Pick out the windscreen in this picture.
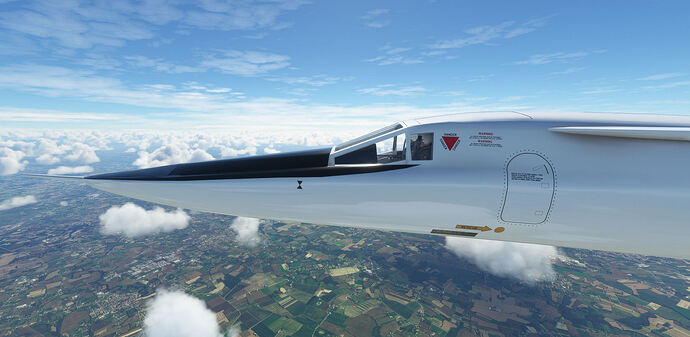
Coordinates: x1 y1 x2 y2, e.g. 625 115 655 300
334 123 403 151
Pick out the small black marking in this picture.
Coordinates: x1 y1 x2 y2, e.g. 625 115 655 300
297 180 303 189
430 229 477 237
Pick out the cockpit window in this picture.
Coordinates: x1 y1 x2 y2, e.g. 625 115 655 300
410 133 433 160
376 133 406 163
334 132 406 165
334 123 403 151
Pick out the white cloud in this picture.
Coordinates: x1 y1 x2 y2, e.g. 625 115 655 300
0 147 28 175
0 64 503 131
580 86 621 95
47 165 93 175
124 55 202 74
134 143 214 168
230 217 261 247
0 106 123 123
550 67 585 75
144 290 223 337
267 74 344 87
0 62 312 120
358 85 427 96
445 237 558 284
36 154 60 165
63 143 100 164
60 201 68 206
201 50 290 76
220 146 257 158
515 51 590 65
226 326 241 337
0 0 305 50
263 146 280 154
183 0 307 31
36 138 62 155
430 17 551 50
362 9 391 28
365 55 423 66
99 203 191 238
500 96 527 102
0 2 155 49
642 81 690 90
0 139 35 155
365 44 423 66
637 73 682 81
33 138 99 165
0 195 37 211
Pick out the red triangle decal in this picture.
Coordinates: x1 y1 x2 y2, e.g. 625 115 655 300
442 136 459 150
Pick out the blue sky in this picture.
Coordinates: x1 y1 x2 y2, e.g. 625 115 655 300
1 0 690 131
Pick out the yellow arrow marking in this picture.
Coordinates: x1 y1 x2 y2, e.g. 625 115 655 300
455 224 492 232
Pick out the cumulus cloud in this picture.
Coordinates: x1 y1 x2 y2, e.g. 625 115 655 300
263 146 280 154
220 146 257 158
133 143 214 168
35 154 60 165
0 147 28 175
0 139 34 155
63 143 100 164
0 195 37 211
47 165 93 175
445 237 558 284
99 203 190 237
144 290 223 337
230 217 261 247
226 326 241 337
36 138 64 156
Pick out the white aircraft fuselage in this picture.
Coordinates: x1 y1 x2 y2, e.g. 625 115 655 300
84 112 690 259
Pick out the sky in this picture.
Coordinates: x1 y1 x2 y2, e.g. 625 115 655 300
1 0 690 132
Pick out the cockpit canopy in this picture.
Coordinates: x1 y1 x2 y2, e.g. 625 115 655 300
329 123 433 165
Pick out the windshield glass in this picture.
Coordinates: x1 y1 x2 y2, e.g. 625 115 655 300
334 123 403 151
334 132 406 165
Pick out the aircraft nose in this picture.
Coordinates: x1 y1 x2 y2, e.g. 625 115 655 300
85 165 177 180
85 147 333 181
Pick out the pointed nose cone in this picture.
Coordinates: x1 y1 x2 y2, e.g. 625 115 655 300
82 147 333 208
85 147 333 181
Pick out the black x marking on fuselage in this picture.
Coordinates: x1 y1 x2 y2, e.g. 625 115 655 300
297 180 303 189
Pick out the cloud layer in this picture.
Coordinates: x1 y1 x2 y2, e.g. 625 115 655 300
144 290 223 337
133 143 214 169
0 195 37 211
0 147 28 175
47 165 93 175
99 203 190 237
0 0 306 50
0 128 353 176
230 217 261 247
445 237 558 284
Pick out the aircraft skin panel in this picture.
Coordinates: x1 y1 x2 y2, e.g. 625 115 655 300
500 153 555 224
76 112 690 259
550 126 690 141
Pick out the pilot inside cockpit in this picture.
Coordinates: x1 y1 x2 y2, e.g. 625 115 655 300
410 133 433 160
